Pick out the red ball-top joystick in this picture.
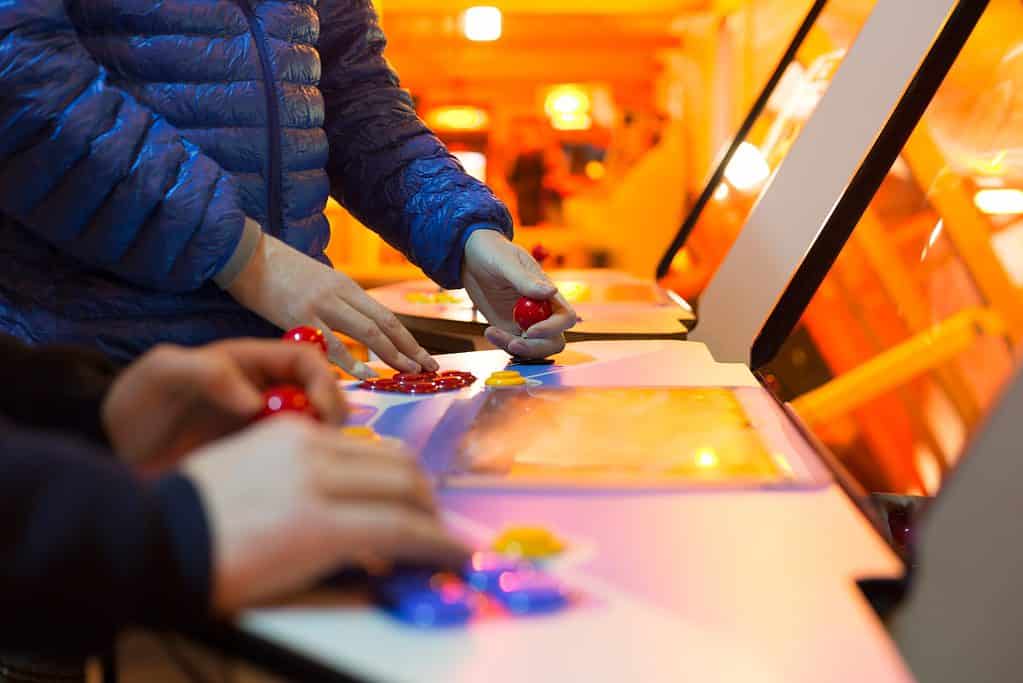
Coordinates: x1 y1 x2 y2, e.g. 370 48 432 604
257 385 320 421
513 297 554 332
283 326 328 354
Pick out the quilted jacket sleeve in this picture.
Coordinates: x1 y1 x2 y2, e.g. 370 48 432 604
0 0 246 292
318 0 514 289
0 426 210 650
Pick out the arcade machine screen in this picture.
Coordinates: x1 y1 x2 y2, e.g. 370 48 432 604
757 0 1023 502
657 0 877 302
424 386 825 490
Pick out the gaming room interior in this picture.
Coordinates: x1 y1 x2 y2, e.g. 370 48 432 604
5 0 1023 681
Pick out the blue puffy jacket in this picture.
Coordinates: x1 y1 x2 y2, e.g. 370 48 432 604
0 0 512 361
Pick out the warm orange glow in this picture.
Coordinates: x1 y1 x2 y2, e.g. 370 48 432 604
426 105 489 132
545 85 592 131
968 150 1008 177
974 188 1023 216
694 448 719 468
550 112 592 131
724 142 770 192
462 6 502 42
554 280 591 303
584 160 606 180
671 249 692 270
452 150 487 182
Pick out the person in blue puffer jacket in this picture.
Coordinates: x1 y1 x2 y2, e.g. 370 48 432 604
0 0 577 378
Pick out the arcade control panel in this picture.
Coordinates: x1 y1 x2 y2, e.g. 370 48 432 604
264 328 577 629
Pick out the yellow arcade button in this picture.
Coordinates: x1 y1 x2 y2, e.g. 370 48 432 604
485 376 527 387
492 526 565 559
489 370 522 379
341 425 381 440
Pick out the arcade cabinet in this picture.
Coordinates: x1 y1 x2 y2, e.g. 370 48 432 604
183 3 1017 681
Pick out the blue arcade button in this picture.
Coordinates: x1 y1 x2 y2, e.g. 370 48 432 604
463 552 531 592
489 568 569 615
374 570 476 627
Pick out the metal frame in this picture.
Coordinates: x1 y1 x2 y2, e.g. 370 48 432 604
691 0 983 365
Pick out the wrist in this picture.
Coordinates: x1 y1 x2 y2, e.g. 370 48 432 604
463 224 509 251
214 217 264 289
221 232 310 332
222 228 271 303
460 225 508 277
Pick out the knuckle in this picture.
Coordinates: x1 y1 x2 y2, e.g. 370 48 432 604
360 324 384 343
295 301 318 320
380 313 402 334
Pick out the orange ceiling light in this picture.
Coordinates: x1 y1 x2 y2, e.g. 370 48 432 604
426 105 490 132
461 6 502 42
544 84 592 131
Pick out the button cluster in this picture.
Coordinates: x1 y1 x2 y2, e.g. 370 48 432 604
358 370 477 394
374 551 570 627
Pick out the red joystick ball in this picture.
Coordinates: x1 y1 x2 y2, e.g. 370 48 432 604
513 296 553 332
258 385 320 421
283 326 327 354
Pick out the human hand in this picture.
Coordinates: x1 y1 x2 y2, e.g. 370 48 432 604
462 230 578 358
182 417 469 613
102 340 346 470
225 233 438 379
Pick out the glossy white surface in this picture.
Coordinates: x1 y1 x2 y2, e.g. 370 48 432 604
240 342 911 683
